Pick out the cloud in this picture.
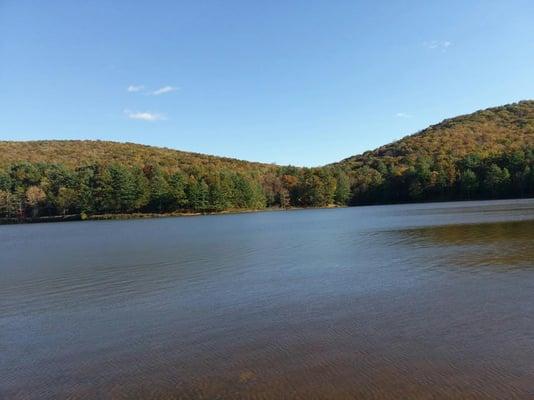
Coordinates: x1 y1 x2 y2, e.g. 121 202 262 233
126 85 178 95
395 112 412 118
127 85 144 92
151 86 177 95
423 40 452 52
124 110 166 121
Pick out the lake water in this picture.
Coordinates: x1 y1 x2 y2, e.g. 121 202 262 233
1 199 534 399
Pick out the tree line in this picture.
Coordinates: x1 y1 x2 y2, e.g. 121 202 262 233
0 162 350 219
0 146 532 220
346 147 534 205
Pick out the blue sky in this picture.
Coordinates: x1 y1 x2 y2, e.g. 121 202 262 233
1 1 533 166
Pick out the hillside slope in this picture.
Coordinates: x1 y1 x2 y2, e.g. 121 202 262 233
334 100 534 204
338 100 533 169
0 140 276 173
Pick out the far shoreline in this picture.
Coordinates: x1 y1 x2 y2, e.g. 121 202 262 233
0 205 345 225
1 197 533 226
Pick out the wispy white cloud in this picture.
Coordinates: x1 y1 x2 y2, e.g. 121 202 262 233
151 86 177 95
423 40 452 52
126 84 178 95
124 109 166 121
127 85 144 92
395 112 412 118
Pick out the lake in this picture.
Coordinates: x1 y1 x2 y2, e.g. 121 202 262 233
1 199 534 399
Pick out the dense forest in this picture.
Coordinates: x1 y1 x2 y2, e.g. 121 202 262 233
0 101 533 221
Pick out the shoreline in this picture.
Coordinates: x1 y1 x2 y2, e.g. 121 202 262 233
0 205 344 225
1 197 532 225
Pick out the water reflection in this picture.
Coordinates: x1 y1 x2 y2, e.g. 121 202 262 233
387 219 534 270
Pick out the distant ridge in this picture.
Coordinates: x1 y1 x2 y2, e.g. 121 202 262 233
0 140 275 171
1 101 532 170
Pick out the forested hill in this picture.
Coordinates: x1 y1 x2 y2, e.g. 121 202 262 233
334 100 534 204
338 100 534 168
0 140 276 172
0 100 533 221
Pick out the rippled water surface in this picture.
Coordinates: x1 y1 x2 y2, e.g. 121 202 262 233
1 199 534 399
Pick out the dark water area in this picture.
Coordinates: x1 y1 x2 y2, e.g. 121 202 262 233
1 199 534 399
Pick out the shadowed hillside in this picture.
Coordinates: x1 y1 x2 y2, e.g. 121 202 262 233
0 101 533 221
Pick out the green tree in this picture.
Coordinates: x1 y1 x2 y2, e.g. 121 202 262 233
483 164 510 197
146 167 171 212
350 166 384 205
168 171 188 209
9 163 42 188
56 187 79 215
458 169 478 199
186 176 209 211
0 170 12 192
334 171 350 205
75 165 98 213
97 164 139 213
